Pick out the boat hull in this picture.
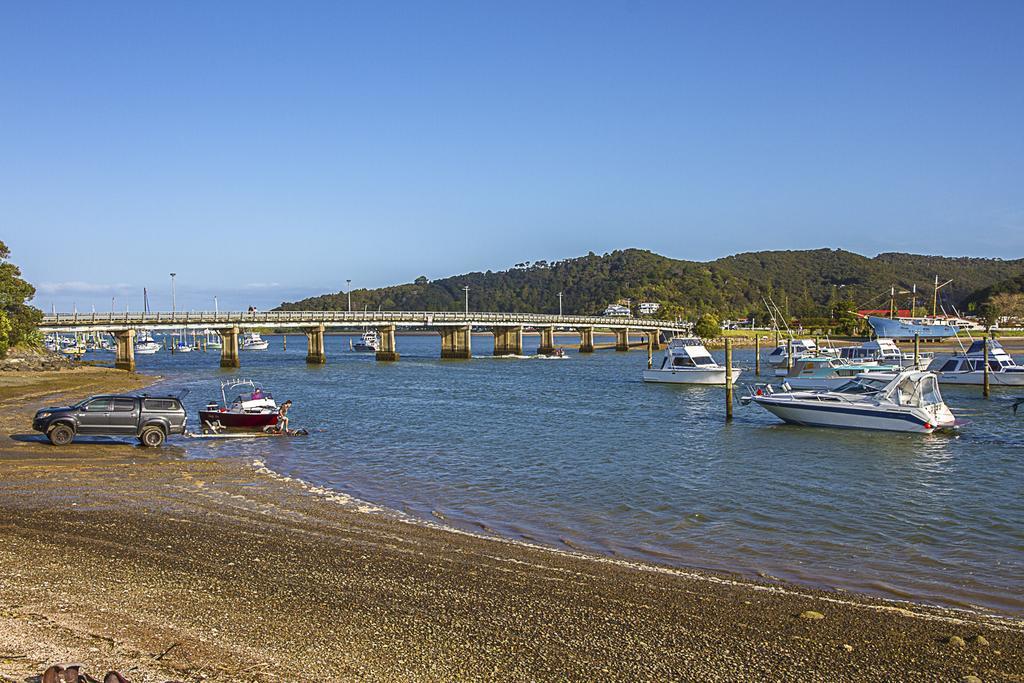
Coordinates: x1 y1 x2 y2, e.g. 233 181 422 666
933 370 1024 386
753 398 939 433
241 342 270 351
198 410 279 429
643 368 743 385
867 316 958 340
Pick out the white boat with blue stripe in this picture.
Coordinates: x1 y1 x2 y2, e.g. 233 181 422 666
643 338 742 385
744 370 955 433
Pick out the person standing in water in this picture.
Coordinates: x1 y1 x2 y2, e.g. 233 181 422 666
277 400 292 433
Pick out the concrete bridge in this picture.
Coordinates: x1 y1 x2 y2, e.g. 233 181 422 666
39 311 687 371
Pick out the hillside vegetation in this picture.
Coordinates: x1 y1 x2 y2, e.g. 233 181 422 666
277 248 1024 320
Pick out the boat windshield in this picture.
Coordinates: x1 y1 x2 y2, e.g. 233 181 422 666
919 376 943 406
833 378 888 395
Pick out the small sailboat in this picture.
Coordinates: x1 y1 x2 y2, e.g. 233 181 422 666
926 339 1024 386
743 370 955 433
135 289 162 354
643 337 742 385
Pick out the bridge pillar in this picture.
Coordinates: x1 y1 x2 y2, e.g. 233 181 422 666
577 327 595 353
615 327 631 352
306 324 327 364
649 328 663 350
376 325 399 361
493 326 523 356
537 326 556 356
220 327 240 368
114 329 135 372
441 326 472 359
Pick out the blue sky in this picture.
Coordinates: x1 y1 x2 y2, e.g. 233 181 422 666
2 1 1022 312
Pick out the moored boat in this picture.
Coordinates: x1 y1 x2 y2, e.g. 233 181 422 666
744 370 955 433
838 337 932 370
643 337 742 385
926 339 1024 386
350 330 380 352
766 338 837 376
240 331 270 351
199 379 279 430
135 330 161 355
783 356 902 391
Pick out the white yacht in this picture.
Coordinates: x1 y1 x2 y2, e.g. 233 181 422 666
926 339 1024 386
240 331 270 351
135 330 161 355
643 338 742 385
350 330 380 352
744 370 955 433
837 338 931 370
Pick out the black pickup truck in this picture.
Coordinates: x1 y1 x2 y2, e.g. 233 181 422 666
32 394 188 447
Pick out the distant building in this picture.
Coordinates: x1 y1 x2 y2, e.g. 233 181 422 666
603 304 631 316
637 302 661 316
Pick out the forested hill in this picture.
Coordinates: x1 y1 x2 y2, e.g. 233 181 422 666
276 249 1024 319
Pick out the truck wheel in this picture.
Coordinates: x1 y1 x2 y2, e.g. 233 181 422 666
139 426 166 448
48 424 74 446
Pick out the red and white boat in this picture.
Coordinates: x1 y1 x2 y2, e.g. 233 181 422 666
199 379 279 430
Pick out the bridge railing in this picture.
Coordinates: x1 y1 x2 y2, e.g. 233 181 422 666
40 310 688 330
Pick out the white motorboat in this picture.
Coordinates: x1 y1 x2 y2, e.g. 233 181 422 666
135 330 161 355
926 339 1024 386
837 338 932 370
744 370 955 433
766 338 838 375
204 329 223 349
240 331 270 351
783 356 903 391
643 338 742 385
350 330 380 352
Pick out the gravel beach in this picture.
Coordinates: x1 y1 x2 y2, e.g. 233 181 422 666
1 368 1021 682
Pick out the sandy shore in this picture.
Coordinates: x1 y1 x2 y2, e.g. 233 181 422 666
1 368 1022 682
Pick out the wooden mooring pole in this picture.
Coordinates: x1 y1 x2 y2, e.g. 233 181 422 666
983 338 990 398
755 335 761 376
283 335 287 351
725 338 734 421
647 334 653 369
914 334 920 369
786 338 793 374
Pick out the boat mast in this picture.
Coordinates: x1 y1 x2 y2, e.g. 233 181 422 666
889 286 896 319
932 276 953 318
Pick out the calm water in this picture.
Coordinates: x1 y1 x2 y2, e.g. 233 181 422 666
94 334 1023 615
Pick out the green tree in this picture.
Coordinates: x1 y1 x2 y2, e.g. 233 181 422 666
695 312 720 340
979 301 1000 329
0 241 42 356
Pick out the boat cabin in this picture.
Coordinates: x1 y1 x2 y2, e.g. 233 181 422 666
660 338 718 368
767 338 819 364
928 340 1019 373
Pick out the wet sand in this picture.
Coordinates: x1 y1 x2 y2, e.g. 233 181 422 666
1 368 1022 682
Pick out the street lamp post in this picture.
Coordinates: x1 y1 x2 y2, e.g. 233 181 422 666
463 286 470 315
346 279 352 312
558 291 563 317
170 273 177 314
